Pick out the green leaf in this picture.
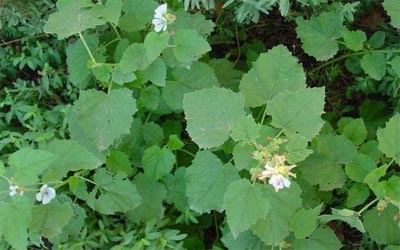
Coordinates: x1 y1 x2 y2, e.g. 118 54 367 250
292 228 342 250
232 143 257 171
389 56 400 77
360 53 386 80
317 134 358 165
209 59 243 91
185 151 240 213
68 89 137 151
239 45 306 107
92 64 112 83
183 87 246 149
341 30 366 51
164 168 189 212
296 12 345 61
29 202 74 238
221 226 264 250
230 116 260 142
44 0 106 39
285 134 314 164
384 176 400 201
142 145 175 181
368 31 386 49
0 197 31 250
106 149 133 175
267 87 325 142
87 169 142 214
42 140 103 181
91 0 122 24
139 85 160 111
129 173 167 223
251 183 302 245
359 140 384 162
173 29 211 64
144 32 169 62
119 0 158 32
364 204 400 245
112 66 136 85
377 113 400 164
142 58 167 86
163 62 219 111
8 148 57 186
346 183 370 208
383 0 400 29
345 153 376 182
299 154 346 191
290 205 323 239
143 122 164 146
319 208 365 233
172 9 215 37
61 202 87 240
167 134 185 150
337 117 367 145
363 164 389 199
120 43 150 73
66 35 98 89
223 179 270 237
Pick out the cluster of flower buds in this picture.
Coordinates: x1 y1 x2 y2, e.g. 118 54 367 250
251 138 296 192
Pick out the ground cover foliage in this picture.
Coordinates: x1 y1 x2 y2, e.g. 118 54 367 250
1 0 400 249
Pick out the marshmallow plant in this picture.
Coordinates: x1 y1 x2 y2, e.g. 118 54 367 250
1 0 400 249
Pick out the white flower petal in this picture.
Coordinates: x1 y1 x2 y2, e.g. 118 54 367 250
283 176 291 188
155 3 167 16
9 185 23 196
36 192 43 202
36 184 56 204
269 174 285 191
42 189 56 205
152 18 167 32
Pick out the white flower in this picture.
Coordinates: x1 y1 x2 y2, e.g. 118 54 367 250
9 185 23 196
152 3 168 32
269 174 291 192
36 184 56 205
258 163 278 180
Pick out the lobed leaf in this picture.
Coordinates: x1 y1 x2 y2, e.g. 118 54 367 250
185 151 240 213
183 87 246 149
223 179 270 237
68 89 137 152
296 12 345 61
44 0 106 39
239 45 306 107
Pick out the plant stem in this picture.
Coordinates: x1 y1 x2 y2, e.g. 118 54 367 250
178 148 196 158
274 129 284 139
111 23 122 40
103 38 120 48
213 211 220 241
78 31 96 63
260 104 268 125
309 49 400 75
387 158 395 167
357 198 379 215
233 24 241 66
107 80 113 94
75 175 109 191
0 175 11 183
